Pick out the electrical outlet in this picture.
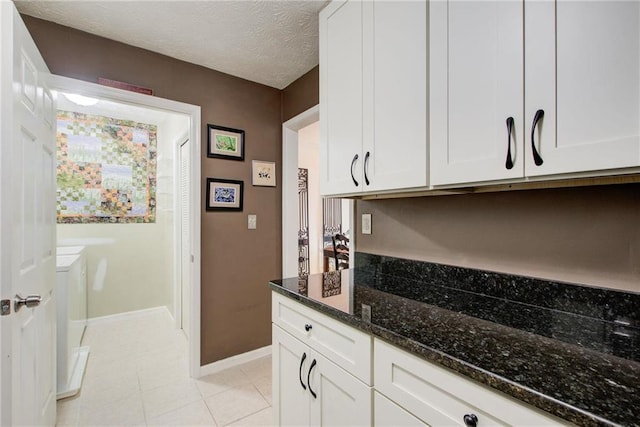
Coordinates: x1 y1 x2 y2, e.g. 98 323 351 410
362 213 372 235
361 304 372 322
248 214 257 229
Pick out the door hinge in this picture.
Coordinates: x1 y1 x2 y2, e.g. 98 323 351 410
1 299 11 316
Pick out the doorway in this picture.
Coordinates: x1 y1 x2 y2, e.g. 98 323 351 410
49 74 202 377
282 106 354 279
297 122 352 275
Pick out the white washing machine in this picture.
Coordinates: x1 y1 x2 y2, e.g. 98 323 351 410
56 247 89 399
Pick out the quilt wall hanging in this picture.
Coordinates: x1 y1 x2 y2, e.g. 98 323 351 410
56 110 157 223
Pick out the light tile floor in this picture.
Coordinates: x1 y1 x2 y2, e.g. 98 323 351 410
56 309 273 426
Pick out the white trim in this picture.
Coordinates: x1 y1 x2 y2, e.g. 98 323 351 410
282 105 320 278
87 306 170 325
198 345 272 377
46 74 202 379
173 133 189 332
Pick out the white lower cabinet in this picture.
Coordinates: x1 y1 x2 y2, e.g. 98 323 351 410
272 291 372 383
374 339 566 426
273 325 372 426
273 325 311 426
272 293 566 426
375 392 426 427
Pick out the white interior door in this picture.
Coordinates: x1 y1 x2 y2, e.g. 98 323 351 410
179 138 190 338
0 2 57 426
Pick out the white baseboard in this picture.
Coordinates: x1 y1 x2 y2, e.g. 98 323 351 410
87 306 171 325
198 345 272 378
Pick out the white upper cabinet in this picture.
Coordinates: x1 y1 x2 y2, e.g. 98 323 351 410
366 1 428 192
525 1 640 177
320 0 363 195
320 0 428 196
430 0 524 186
431 0 640 187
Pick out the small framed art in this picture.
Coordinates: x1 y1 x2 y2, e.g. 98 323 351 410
205 178 244 211
252 160 276 187
207 124 244 161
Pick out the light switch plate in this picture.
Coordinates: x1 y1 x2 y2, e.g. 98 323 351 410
362 213 372 235
248 214 257 230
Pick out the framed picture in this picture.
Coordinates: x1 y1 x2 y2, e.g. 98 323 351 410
252 160 276 187
207 124 244 160
206 178 243 211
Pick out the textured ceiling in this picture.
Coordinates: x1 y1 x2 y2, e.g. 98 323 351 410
15 0 329 89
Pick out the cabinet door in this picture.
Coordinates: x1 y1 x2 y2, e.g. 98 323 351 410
525 1 640 176
374 392 426 427
365 1 428 192
320 0 364 196
309 350 372 426
430 0 524 186
273 325 311 426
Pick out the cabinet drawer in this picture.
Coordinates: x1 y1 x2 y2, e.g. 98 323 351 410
374 339 566 426
375 391 426 427
272 292 372 384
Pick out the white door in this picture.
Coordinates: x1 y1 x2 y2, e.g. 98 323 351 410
179 138 190 338
525 0 640 176
365 0 428 192
0 2 57 426
430 0 524 186
320 0 363 196
272 325 311 426
309 350 372 426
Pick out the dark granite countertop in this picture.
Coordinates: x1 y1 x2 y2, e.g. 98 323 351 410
269 253 640 427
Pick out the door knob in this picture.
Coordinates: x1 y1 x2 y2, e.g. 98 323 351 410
14 294 42 312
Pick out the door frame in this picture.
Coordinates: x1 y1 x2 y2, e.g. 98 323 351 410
174 133 189 336
46 75 203 378
282 105 354 278
283 106 319 278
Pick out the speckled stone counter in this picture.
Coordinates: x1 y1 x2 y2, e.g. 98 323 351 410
269 253 640 427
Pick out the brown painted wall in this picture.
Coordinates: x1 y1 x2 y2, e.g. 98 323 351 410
281 65 319 122
22 16 282 364
357 184 640 293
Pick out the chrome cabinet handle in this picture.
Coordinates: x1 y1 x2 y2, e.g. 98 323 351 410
350 154 359 187
505 117 514 170
14 294 41 312
530 109 544 166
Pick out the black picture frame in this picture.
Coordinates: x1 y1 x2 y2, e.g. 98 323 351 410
207 124 245 161
205 178 244 211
